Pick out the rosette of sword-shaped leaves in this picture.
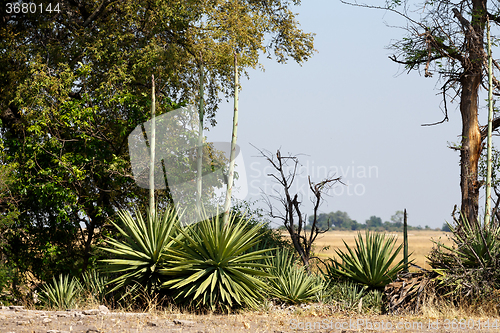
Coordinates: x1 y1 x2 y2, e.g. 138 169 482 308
159 212 273 311
265 249 325 304
99 206 179 296
40 274 81 310
330 230 410 288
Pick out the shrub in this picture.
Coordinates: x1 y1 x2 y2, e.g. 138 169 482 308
330 281 366 311
99 205 179 297
322 280 383 313
428 215 500 300
40 274 80 310
0 264 13 304
325 230 409 288
80 269 108 306
159 211 273 311
265 248 324 304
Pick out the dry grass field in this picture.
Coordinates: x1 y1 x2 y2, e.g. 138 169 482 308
309 230 454 270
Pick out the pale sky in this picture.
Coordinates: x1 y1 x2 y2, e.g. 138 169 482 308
204 0 496 229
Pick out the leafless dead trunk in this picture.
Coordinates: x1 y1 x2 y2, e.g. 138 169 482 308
256 147 342 272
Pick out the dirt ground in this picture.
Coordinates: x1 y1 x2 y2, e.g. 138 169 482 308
2 305 500 333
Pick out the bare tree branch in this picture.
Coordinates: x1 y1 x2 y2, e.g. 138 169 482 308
255 146 343 272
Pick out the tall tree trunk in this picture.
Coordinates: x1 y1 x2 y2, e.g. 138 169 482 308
485 16 494 226
459 0 486 225
460 73 481 225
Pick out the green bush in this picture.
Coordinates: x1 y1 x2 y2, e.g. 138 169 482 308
99 205 179 297
265 248 324 304
0 264 14 304
40 274 80 310
323 280 383 313
80 269 108 305
428 215 500 299
330 281 366 311
159 211 273 311
325 230 409 288
361 288 384 313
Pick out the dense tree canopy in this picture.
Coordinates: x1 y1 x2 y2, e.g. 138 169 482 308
0 0 315 289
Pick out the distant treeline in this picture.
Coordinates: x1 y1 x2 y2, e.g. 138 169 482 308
305 210 445 232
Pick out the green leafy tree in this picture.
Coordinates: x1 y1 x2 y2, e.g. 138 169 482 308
0 0 315 289
390 211 404 228
0 165 19 301
307 211 362 230
365 216 383 230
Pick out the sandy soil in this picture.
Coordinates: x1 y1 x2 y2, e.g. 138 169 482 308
2 305 500 333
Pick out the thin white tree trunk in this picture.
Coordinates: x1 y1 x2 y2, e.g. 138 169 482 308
223 52 239 223
196 62 205 220
485 17 493 226
149 75 156 219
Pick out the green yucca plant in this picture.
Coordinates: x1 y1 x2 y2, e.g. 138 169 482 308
328 230 410 288
332 281 367 311
431 214 500 269
99 205 179 296
40 274 80 310
159 211 273 311
428 214 500 298
265 249 324 304
81 269 108 305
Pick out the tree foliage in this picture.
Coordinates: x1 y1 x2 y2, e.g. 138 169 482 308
307 210 423 231
0 0 315 291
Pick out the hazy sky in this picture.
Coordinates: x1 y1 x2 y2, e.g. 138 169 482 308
204 0 495 229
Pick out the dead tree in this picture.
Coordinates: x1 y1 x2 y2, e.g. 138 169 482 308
257 147 342 272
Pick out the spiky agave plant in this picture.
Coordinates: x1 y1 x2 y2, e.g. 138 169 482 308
431 214 500 269
265 249 324 304
99 205 179 297
428 214 500 298
159 211 273 311
330 230 410 288
40 274 81 310
81 269 108 305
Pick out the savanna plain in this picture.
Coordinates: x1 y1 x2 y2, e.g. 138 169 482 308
313 230 453 270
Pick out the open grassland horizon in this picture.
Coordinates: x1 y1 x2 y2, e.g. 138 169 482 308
281 230 453 270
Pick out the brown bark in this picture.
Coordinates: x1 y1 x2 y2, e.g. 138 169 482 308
460 73 482 224
459 0 486 224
